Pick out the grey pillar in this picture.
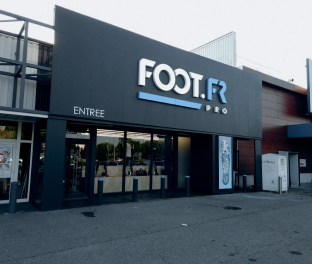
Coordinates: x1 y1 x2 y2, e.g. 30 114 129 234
254 140 262 192
97 178 104 205
160 176 165 199
133 177 138 202
9 182 18 214
185 176 190 197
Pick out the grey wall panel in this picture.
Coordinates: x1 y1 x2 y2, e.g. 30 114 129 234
51 6 262 139
50 32 92 115
90 43 125 122
248 89 262 138
233 84 249 136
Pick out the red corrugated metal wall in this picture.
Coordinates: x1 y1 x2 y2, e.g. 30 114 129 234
238 82 312 175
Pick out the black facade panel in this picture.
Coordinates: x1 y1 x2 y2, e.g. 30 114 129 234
50 32 93 115
51 6 262 139
190 134 214 193
41 118 67 210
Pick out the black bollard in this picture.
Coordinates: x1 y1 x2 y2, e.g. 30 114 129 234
243 175 247 192
9 182 18 214
185 176 190 197
97 178 104 205
160 176 166 199
133 177 138 202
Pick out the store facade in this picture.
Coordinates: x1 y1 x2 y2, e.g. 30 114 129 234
0 7 263 211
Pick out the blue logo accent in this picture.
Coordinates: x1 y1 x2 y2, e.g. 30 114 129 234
138 92 202 109
206 78 227 104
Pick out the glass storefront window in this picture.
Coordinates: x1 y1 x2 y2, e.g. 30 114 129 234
125 132 151 191
0 178 10 200
0 121 34 203
21 122 33 140
0 121 18 139
66 131 90 139
36 143 45 198
152 135 168 190
94 129 124 193
17 143 31 199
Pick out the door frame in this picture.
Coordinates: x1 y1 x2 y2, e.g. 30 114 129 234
64 138 91 199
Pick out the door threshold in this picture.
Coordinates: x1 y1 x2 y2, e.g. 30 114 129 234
63 194 89 201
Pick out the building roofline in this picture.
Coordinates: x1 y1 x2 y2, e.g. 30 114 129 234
241 66 307 95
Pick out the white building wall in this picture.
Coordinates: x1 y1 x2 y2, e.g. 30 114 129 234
191 32 236 67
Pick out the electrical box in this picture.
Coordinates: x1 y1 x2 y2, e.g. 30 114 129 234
262 154 288 192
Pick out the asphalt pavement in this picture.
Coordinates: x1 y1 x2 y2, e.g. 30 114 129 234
1 189 312 264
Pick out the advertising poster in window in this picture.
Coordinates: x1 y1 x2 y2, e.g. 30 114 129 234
0 143 13 178
219 136 232 189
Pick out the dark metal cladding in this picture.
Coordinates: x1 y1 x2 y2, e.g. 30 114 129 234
51 6 262 139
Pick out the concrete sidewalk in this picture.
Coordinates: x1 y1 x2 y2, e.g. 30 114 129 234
288 182 312 197
1 191 312 264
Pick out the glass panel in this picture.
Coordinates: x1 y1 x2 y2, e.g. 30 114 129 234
95 130 124 194
125 132 151 191
0 121 18 139
0 75 19 108
21 122 32 140
0 31 23 62
152 135 169 190
66 130 90 139
65 143 88 198
0 143 14 178
17 143 31 199
0 178 10 200
36 142 45 199
39 128 46 138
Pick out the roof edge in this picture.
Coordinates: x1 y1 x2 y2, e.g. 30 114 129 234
242 66 307 95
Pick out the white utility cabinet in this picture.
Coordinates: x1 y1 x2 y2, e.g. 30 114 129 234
262 154 288 192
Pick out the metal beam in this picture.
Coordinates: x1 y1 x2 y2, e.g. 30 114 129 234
0 70 51 83
0 9 54 29
25 73 51 77
0 70 15 77
12 32 22 108
0 56 21 65
19 21 29 109
26 63 52 71
0 29 53 46
15 65 22 76
0 57 52 71
18 22 25 36
0 63 15 66
0 19 22 23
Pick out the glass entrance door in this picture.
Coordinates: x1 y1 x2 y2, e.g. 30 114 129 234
64 139 90 200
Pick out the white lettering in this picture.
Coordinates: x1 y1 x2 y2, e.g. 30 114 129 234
138 58 156 86
74 106 105 118
153 64 176 91
173 68 191 95
74 106 79 115
79 107 85 115
189 72 203 98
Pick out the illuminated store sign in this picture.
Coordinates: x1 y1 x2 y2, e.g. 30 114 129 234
138 58 227 113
